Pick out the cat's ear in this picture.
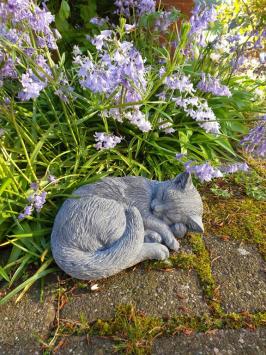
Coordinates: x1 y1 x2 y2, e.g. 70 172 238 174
187 215 204 233
174 172 193 190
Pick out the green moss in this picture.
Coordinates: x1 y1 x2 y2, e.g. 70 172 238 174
44 303 266 354
91 304 163 354
149 251 195 271
188 234 223 315
205 198 266 259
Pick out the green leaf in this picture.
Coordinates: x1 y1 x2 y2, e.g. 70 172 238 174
79 1 97 23
0 266 10 282
59 0 70 19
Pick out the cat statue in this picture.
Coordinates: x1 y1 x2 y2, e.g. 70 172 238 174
51 172 203 280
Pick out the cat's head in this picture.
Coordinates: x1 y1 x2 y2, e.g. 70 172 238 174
151 172 204 233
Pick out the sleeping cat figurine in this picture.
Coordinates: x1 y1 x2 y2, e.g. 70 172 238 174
51 172 203 280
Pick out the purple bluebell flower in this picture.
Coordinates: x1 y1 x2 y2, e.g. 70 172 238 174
90 17 107 26
185 162 223 182
18 204 33 220
48 175 57 184
114 0 156 18
54 86 74 102
30 182 39 191
124 24 136 32
33 191 47 212
164 73 195 94
76 38 147 103
154 11 176 32
240 116 266 157
189 3 217 44
18 69 47 101
173 96 220 134
1 0 58 50
197 73 232 97
103 109 124 122
156 91 166 101
0 56 17 82
231 55 245 70
91 30 113 50
18 182 48 219
4 97 11 104
158 118 175 134
125 109 152 132
175 153 186 160
220 162 249 174
94 132 122 150
18 55 51 100
159 67 166 78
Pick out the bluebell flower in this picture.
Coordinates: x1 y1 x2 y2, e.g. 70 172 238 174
33 191 47 212
164 73 195 94
48 175 57 184
114 0 156 18
90 17 107 26
30 182 39 191
185 162 223 182
189 2 217 45
197 73 232 97
175 153 186 160
125 109 152 132
18 69 47 101
0 56 17 81
154 11 176 32
1 0 58 50
240 116 266 157
18 205 33 220
173 97 220 134
94 132 122 150
75 36 147 104
220 163 249 174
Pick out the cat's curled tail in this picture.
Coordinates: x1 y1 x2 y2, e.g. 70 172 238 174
51 201 144 280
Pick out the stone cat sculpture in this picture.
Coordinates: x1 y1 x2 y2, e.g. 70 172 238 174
51 172 203 280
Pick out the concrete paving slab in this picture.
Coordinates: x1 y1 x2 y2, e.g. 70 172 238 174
152 328 266 355
204 236 266 313
56 336 115 355
62 266 209 323
0 285 55 353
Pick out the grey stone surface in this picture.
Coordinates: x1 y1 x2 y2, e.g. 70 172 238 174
62 265 209 322
56 336 115 355
204 236 266 313
152 328 266 355
0 285 55 353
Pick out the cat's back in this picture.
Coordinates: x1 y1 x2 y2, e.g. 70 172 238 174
51 193 127 252
73 176 153 204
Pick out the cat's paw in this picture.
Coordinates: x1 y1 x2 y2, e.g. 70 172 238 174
144 230 162 243
168 238 180 252
153 243 170 260
171 223 187 238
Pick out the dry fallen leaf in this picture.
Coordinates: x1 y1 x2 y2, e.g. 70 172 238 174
220 235 230 241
